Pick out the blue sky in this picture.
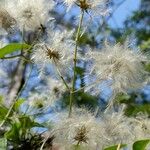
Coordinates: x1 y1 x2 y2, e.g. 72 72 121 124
109 0 141 28
56 0 141 29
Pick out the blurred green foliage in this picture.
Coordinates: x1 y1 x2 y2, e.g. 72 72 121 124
110 0 150 116
62 90 98 110
0 96 53 149
116 92 150 116
133 139 150 150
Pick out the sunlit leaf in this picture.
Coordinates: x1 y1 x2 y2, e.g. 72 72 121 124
19 116 44 129
0 95 3 103
104 144 127 150
0 138 7 150
14 98 25 110
133 139 150 150
0 43 30 58
5 122 21 141
0 106 9 121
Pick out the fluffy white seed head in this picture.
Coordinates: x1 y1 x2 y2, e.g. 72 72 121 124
98 110 136 149
49 107 148 149
27 93 48 109
32 29 75 76
46 77 66 99
86 42 148 95
0 7 16 34
131 114 150 139
52 108 101 149
64 0 109 16
27 77 65 109
4 0 54 31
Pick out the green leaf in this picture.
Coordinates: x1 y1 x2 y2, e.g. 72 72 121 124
14 98 25 110
104 144 127 150
19 116 44 129
133 139 150 150
0 138 7 150
5 116 44 141
145 63 150 72
0 105 9 121
0 95 3 103
5 122 21 141
124 104 150 116
0 43 30 58
75 67 85 75
115 93 131 103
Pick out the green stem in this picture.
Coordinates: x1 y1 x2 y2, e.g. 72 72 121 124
117 143 121 150
0 64 33 128
1 54 31 62
55 64 70 91
1 54 22 59
69 10 84 117
74 145 80 150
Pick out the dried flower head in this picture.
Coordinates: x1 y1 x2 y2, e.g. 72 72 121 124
27 77 65 109
45 45 62 63
32 30 75 76
46 77 66 99
27 93 49 109
86 42 148 96
133 114 150 138
4 0 54 31
0 7 16 33
74 125 89 144
52 108 101 150
64 0 109 17
98 109 135 149
77 0 92 10
50 107 145 150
